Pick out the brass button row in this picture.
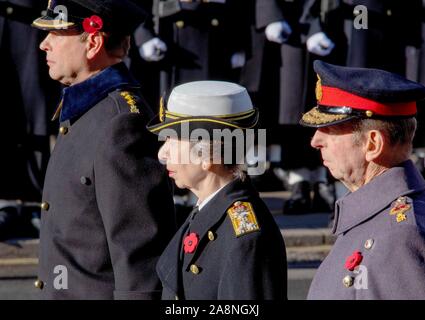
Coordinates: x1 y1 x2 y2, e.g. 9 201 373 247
176 19 220 29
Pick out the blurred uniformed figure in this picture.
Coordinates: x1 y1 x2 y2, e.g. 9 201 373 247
302 61 425 299
135 0 248 93
0 0 61 235
279 0 340 215
31 0 176 299
344 0 422 75
246 0 345 213
133 0 250 220
147 81 287 300
238 0 287 192
406 0 425 176
126 0 161 108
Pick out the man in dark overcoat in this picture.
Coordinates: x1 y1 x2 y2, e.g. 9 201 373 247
31 0 176 299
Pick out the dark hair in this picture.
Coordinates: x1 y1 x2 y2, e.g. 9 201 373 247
80 32 130 58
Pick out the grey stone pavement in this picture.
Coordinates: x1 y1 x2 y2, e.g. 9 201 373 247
0 191 332 300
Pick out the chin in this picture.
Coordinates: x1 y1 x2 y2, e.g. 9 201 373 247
49 69 61 81
174 180 185 190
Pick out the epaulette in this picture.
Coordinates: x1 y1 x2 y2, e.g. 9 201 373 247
389 196 413 224
119 91 141 114
227 201 260 237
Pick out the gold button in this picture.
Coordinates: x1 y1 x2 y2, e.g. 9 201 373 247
364 239 374 250
190 264 200 275
365 110 373 117
343 275 354 288
176 20 185 28
6 7 14 15
211 19 219 27
387 9 392 16
59 126 68 135
41 202 50 211
208 231 215 241
34 280 44 290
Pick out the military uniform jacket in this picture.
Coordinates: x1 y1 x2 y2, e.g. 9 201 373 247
157 178 287 300
134 0 249 89
345 0 423 75
308 160 425 300
38 63 176 300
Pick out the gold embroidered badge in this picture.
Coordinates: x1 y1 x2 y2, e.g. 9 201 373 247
396 213 407 223
315 75 323 102
120 91 140 114
159 96 166 123
227 201 260 237
390 197 410 223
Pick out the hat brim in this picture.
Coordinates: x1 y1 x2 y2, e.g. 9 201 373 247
32 16 76 30
300 106 356 128
147 111 260 137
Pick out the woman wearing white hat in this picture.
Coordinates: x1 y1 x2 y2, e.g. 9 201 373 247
147 81 287 300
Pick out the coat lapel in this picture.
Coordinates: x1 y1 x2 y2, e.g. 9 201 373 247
181 178 257 272
333 160 425 235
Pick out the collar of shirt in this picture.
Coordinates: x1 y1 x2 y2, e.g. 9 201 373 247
332 160 425 235
196 181 234 211
58 62 139 123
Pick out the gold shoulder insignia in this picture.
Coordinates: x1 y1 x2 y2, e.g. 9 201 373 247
120 91 140 114
389 196 411 223
227 201 260 237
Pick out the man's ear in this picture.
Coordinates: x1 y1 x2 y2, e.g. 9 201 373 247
364 130 385 162
85 33 104 60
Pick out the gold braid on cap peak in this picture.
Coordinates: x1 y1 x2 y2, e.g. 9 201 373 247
301 107 348 125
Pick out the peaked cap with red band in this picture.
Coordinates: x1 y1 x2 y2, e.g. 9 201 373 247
300 61 425 128
32 0 146 35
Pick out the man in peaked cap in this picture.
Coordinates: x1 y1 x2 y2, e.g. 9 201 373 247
302 60 425 299
147 81 287 300
31 0 176 299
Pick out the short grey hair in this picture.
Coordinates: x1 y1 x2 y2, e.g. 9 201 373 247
352 117 417 147
190 140 247 181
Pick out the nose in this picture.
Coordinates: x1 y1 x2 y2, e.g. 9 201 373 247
311 129 324 149
39 33 51 52
158 141 169 165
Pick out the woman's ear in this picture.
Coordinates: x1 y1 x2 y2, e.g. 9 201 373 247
201 160 212 171
86 33 104 60
364 130 385 162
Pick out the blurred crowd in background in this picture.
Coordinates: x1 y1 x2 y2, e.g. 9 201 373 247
1 0 425 240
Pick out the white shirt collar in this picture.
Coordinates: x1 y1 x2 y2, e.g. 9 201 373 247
196 181 232 211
